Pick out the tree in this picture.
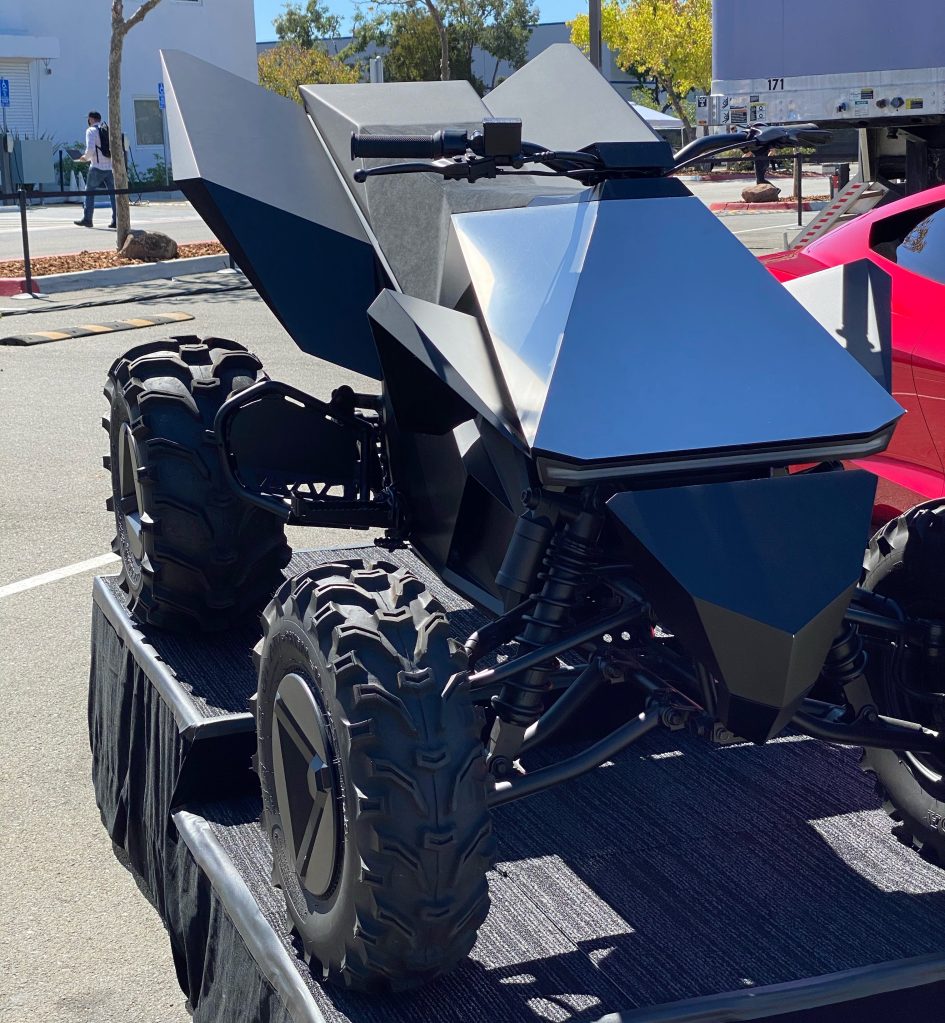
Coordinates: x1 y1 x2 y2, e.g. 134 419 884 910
258 44 360 103
351 0 538 92
274 0 342 48
570 0 711 140
110 0 165 249
480 0 538 90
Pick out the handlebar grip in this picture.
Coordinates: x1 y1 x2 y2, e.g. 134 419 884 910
350 128 470 160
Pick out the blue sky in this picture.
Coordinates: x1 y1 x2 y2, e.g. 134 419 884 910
254 0 585 40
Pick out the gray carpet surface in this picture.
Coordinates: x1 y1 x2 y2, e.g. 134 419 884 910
102 546 494 718
197 727 945 1023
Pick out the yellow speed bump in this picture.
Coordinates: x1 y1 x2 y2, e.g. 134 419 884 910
0 311 194 347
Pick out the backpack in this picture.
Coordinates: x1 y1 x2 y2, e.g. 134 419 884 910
96 123 111 159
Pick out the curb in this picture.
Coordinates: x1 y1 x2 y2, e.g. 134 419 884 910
710 200 817 212
0 277 40 297
0 253 230 297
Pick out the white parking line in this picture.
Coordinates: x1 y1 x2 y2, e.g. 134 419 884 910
0 553 119 599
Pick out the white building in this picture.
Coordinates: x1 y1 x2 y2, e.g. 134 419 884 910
0 0 256 182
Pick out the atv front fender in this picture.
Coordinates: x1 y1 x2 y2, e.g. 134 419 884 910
606 470 877 742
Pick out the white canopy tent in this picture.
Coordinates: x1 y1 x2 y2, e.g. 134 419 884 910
630 102 684 130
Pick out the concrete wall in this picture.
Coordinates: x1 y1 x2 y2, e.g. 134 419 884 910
0 0 256 177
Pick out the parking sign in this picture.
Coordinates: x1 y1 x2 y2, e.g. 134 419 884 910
0 79 9 108
158 82 165 110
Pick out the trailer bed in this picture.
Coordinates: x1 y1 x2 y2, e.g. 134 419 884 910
88 548 945 1022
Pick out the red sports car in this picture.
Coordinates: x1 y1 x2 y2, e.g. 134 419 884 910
762 186 945 528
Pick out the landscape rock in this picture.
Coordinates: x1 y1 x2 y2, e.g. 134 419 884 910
120 230 179 262
741 182 781 203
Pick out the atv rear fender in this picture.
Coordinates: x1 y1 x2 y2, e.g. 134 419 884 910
606 469 877 742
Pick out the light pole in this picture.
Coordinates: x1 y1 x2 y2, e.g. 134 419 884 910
589 0 602 72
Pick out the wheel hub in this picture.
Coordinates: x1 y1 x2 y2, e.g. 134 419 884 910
115 423 145 580
270 672 340 898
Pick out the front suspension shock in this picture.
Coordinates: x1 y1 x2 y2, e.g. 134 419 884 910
488 505 602 773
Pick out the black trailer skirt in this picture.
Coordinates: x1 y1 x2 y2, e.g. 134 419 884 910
88 549 945 1022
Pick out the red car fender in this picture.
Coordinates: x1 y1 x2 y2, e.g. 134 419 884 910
762 188 945 525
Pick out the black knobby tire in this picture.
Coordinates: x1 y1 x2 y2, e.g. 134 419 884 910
255 559 495 991
104 336 290 631
854 499 945 861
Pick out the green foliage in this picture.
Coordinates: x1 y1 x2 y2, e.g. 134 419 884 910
570 0 711 134
258 42 359 103
480 0 538 89
378 6 478 90
129 152 172 186
628 85 660 110
351 0 538 93
273 0 342 47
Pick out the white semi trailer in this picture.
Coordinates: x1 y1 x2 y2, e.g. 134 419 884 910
708 0 945 194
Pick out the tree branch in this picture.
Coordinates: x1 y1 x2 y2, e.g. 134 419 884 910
421 0 450 80
122 0 165 35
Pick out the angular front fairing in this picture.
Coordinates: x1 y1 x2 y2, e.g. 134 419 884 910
449 196 903 478
607 470 877 742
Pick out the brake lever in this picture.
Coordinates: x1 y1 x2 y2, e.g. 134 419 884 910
353 157 500 184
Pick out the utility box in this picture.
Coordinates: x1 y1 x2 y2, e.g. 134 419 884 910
13 138 57 186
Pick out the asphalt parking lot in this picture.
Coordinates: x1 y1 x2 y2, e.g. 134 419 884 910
0 202 823 1021
0 277 380 1023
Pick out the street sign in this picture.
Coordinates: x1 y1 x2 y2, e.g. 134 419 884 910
0 80 9 108
157 82 165 110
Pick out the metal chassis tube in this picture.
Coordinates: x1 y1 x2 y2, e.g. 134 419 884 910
488 706 661 807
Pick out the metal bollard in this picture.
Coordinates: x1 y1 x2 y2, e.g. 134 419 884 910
794 151 803 227
18 188 33 296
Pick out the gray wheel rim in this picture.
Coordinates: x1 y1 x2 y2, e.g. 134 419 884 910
271 672 339 898
116 423 145 575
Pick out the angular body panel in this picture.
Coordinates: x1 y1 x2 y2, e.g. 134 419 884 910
450 196 902 477
161 50 384 378
607 470 878 741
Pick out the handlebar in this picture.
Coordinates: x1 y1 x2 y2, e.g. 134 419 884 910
672 123 830 172
349 120 831 184
350 128 470 160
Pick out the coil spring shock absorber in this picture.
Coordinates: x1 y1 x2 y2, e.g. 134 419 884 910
488 503 603 776
818 621 871 712
820 621 868 696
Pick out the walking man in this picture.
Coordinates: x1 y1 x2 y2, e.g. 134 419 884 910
74 111 116 229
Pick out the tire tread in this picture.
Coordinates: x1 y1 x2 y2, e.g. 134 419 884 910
258 559 494 991
105 336 290 631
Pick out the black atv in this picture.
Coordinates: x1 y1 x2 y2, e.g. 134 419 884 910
102 44 944 992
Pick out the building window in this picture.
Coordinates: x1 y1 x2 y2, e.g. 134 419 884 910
134 98 164 146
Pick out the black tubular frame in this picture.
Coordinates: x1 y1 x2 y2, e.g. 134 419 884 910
488 707 661 807
213 379 392 528
520 661 606 754
793 705 945 755
479 575 945 808
466 599 641 693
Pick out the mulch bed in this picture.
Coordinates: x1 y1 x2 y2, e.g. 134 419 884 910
0 241 225 279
